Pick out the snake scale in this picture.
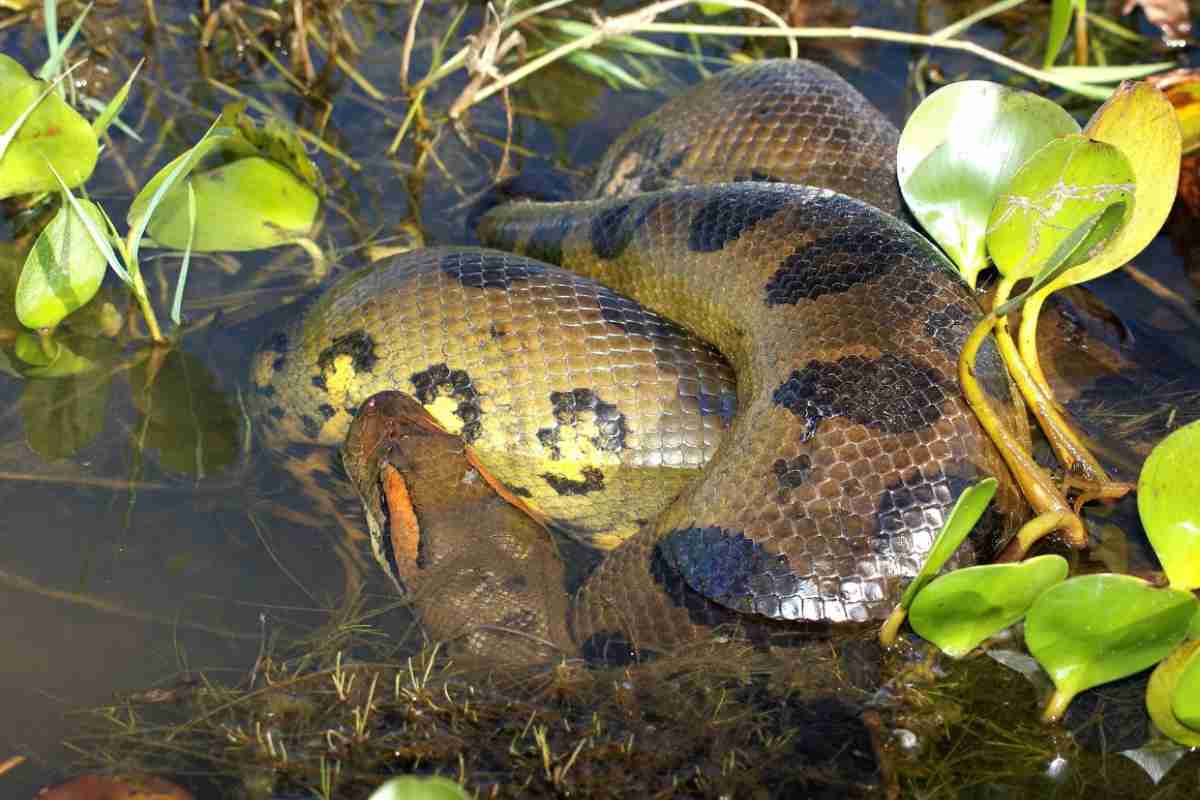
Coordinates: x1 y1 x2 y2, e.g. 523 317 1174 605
251 59 1027 659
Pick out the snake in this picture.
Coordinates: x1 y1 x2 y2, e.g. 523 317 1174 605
250 59 1028 658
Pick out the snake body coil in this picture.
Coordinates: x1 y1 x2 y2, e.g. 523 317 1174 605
253 60 1025 654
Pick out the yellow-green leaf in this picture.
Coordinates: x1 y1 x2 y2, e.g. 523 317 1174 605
1033 81 1181 297
0 54 98 198
1146 639 1200 746
1137 419 1200 590
987 134 1135 281
146 157 319 252
16 197 108 329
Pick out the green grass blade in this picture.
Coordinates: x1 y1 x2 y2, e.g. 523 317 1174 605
126 121 219 267
44 164 130 283
91 59 143 139
171 182 196 326
38 2 93 81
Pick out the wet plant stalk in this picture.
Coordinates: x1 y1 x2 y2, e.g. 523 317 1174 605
993 276 1118 486
958 312 1085 557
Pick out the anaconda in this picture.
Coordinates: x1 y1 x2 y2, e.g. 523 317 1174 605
251 59 1027 648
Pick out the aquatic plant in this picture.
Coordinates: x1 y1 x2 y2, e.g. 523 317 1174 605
884 420 1200 747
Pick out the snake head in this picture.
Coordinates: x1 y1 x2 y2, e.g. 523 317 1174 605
341 391 447 596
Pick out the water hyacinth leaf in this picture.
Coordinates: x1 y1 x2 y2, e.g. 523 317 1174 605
1026 574 1198 721
986 134 1135 282
1174 640 1200 731
1146 639 1200 746
127 129 251 236
16 197 108 329
897 81 1080 287
878 478 997 645
0 54 98 198
1032 81 1181 297
1137 420 1200 590
14 331 106 377
1161 78 1200 155
367 776 469 800
231 106 325 197
909 555 1068 658
146 157 319 251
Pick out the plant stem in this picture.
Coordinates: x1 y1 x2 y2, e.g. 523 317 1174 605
879 605 908 647
1041 688 1074 722
632 22 1136 99
129 269 166 344
994 277 1117 485
958 311 1085 552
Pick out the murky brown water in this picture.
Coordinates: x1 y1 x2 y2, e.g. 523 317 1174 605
2 0 1200 796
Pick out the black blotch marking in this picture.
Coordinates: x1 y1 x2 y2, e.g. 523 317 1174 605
764 228 915 305
772 354 949 441
268 406 286 420
731 169 785 183
579 631 657 667
501 575 529 592
658 526 810 619
442 247 550 288
317 403 337 421
255 384 276 398
317 330 378 376
925 302 1010 402
311 375 327 392
687 186 792 253
541 467 605 496
300 414 321 440
265 331 288 372
410 363 484 443
488 323 508 339
344 404 359 418
872 469 999 562
310 466 342 497
535 388 628 460
508 484 533 498
589 197 662 261
772 455 812 497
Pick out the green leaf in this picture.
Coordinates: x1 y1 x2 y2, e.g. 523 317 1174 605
146 156 319 251
1031 81 1181 298
986 134 1135 282
16 196 108 329
1026 574 1198 721
1137 420 1200 590
909 555 1068 658
0 54 98 198
897 478 998 609
897 81 1080 287
1146 639 1200 746
1043 0 1075 68
1174 640 1200 731
126 127 246 254
13 331 105 377
229 104 325 197
880 478 998 645
91 59 142 139
366 777 469 800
